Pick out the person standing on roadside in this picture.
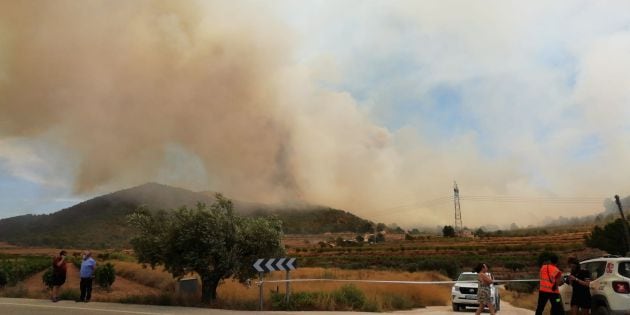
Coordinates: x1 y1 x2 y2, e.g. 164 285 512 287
535 254 564 315
567 257 591 315
51 250 67 302
78 250 96 302
474 263 497 315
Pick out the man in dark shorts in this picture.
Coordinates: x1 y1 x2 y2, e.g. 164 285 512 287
568 257 591 315
51 250 67 302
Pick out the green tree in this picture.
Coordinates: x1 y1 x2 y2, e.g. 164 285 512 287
95 262 116 290
375 232 386 243
128 194 284 303
376 223 386 232
474 228 486 237
442 225 455 237
585 219 630 256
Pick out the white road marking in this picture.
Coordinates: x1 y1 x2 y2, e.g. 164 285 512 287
0 301 172 315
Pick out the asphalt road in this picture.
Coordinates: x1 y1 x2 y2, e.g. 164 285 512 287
0 297 533 315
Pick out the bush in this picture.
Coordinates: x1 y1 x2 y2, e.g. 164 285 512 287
0 270 7 287
1 285 28 298
333 284 366 310
382 293 414 310
95 262 116 289
59 288 80 300
270 285 368 311
42 267 54 289
271 291 318 310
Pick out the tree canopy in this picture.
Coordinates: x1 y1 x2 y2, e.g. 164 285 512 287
128 194 285 303
442 225 455 237
585 219 630 256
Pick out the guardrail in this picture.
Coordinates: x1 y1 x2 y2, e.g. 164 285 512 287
259 278 538 285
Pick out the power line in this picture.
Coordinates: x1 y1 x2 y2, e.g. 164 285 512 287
365 194 608 219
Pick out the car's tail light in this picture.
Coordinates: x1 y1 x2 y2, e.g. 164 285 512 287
612 281 630 294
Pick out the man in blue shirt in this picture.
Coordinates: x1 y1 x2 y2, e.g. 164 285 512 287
78 251 96 302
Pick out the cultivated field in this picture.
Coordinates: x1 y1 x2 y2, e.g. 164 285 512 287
0 227 604 312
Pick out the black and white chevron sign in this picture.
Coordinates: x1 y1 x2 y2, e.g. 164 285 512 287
253 257 297 272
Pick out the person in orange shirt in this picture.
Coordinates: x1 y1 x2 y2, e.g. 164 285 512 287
535 253 564 315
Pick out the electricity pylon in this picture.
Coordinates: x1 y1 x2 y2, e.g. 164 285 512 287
454 181 463 236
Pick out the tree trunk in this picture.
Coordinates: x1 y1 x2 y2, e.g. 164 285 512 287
200 273 220 303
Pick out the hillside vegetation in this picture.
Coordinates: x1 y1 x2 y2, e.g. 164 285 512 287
0 183 372 248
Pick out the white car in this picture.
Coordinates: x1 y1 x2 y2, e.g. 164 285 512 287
559 256 630 315
451 272 500 312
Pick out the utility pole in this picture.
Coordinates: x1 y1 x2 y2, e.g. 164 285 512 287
454 182 463 236
614 195 630 256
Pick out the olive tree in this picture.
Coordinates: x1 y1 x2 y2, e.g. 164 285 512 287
128 194 284 303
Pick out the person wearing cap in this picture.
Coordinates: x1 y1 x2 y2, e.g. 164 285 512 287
51 250 67 302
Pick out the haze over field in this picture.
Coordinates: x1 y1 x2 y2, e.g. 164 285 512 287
1 0 629 227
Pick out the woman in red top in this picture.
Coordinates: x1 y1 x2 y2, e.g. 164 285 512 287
51 250 67 302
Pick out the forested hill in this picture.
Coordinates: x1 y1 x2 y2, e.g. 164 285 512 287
0 183 373 248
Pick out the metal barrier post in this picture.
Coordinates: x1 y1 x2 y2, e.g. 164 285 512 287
285 270 291 303
258 272 263 311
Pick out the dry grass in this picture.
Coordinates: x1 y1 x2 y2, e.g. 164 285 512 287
112 261 176 291
217 267 451 310
106 263 452 309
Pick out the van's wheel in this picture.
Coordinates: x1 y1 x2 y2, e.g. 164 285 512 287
593 305 610 315
452 303 459 312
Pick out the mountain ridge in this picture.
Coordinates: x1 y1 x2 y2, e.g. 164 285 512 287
0 183 373 248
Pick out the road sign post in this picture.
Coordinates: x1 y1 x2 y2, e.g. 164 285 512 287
285 270 290 303
258 272 263 311
253 257 297 310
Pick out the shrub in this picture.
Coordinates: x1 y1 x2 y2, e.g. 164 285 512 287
382 293 414 310
59 288 80 300
42 267 54 289
1 285 28 298
95 263 116 289
271 291 318 310
333 284 366 310
0 270 7 287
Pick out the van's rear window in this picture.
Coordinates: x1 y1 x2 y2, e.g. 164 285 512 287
619 262 630 278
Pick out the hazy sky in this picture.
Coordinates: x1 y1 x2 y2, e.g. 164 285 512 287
1 0 629 228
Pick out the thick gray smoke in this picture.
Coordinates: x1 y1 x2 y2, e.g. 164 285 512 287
0 1 299 200
2 1 625 227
